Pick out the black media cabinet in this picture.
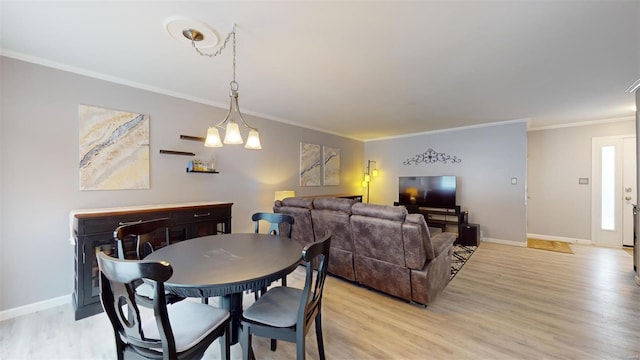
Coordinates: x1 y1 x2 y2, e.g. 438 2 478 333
394 203 477 244
395 203 464 231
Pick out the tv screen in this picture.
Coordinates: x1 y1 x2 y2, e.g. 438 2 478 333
398 176 457 209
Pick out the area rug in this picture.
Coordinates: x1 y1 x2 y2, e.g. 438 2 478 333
527 238 574 254
451 244 478 279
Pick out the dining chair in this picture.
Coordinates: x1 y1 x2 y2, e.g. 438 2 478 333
114 218 175 260
251 212 296 350
96 252 231 360
113 218 184 306
252 212 295 288
240 233 331 360
252 212 294 238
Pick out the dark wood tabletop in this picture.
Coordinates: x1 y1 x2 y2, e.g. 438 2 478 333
145 233 303 345
145 233 303 297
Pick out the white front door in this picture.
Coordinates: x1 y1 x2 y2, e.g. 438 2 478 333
592 135 636 247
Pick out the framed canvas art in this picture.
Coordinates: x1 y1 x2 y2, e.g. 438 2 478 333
300 143 321 186
79 105 150 190
323 146 340 185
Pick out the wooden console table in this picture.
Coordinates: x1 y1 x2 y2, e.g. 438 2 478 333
302 194 363 202
70 201 233 320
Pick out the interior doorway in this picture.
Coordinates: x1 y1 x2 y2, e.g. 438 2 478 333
591 135 636 247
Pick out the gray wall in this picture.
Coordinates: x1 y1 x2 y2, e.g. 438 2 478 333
364 121 528 244
527 119 635 240
0 57 363 311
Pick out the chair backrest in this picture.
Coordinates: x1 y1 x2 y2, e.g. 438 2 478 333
298 233 331 334
273 197 315 247
114 218 175 260
252 212 294 238
96 252 176 357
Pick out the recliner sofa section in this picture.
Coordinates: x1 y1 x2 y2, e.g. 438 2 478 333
274 197 456 305
310 197 357 281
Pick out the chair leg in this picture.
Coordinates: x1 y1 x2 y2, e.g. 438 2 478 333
270 338 277 351
240 324 252 360
296 329 306 360
115 335 126 360
220 322 230 360
315 312 325 360
281 276 287 287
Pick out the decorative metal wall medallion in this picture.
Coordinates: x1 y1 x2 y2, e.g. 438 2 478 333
403 148 462 165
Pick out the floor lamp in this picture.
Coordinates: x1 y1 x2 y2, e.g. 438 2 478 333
362 160 379 203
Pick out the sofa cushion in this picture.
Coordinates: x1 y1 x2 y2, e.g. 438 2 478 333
278 197 314 209
311 198 356 280
351 202 407 221
311 200 355 252
351 215 406 267
312 197 355 213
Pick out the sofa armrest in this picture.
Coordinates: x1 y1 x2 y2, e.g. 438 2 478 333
431 232 456 257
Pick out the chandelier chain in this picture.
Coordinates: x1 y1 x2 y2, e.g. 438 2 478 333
190 25 239 91
190 25 236 61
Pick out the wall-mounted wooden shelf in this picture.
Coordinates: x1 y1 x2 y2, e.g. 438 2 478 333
180 135 205 143
186 169 219 174
160 150 196 156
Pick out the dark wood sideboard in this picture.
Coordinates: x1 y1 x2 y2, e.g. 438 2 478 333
71 201 233 320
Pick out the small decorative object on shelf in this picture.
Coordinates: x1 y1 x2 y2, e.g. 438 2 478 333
187 159 218 173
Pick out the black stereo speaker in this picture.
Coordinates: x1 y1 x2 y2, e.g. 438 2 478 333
459 223 480 246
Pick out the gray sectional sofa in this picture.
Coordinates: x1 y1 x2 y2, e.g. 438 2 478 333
273 197 457 305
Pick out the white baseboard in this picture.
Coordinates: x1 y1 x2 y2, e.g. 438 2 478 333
0 294 71 322
481 237 527 247
527 233 592 245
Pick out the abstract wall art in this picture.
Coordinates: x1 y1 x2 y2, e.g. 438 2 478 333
300 142 321 186
323 146 340 185
79 104 150 190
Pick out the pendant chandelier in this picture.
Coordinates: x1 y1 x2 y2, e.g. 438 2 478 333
183 24 261 150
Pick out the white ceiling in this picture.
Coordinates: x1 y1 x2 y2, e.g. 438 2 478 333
1 1 639 141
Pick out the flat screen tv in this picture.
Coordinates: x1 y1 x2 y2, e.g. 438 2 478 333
398 176 457 209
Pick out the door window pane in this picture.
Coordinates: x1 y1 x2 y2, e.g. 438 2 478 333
601 146 615 230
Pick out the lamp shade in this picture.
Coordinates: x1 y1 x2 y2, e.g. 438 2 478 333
275 190 296 201
245 129 262 149
204 127 223 147
223 122 243 144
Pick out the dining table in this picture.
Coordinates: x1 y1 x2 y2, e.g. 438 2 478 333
144 233 303 345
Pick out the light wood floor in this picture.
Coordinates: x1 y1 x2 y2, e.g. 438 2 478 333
1 242 639 359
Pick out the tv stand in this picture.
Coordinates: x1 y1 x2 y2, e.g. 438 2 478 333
394 203 465 232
